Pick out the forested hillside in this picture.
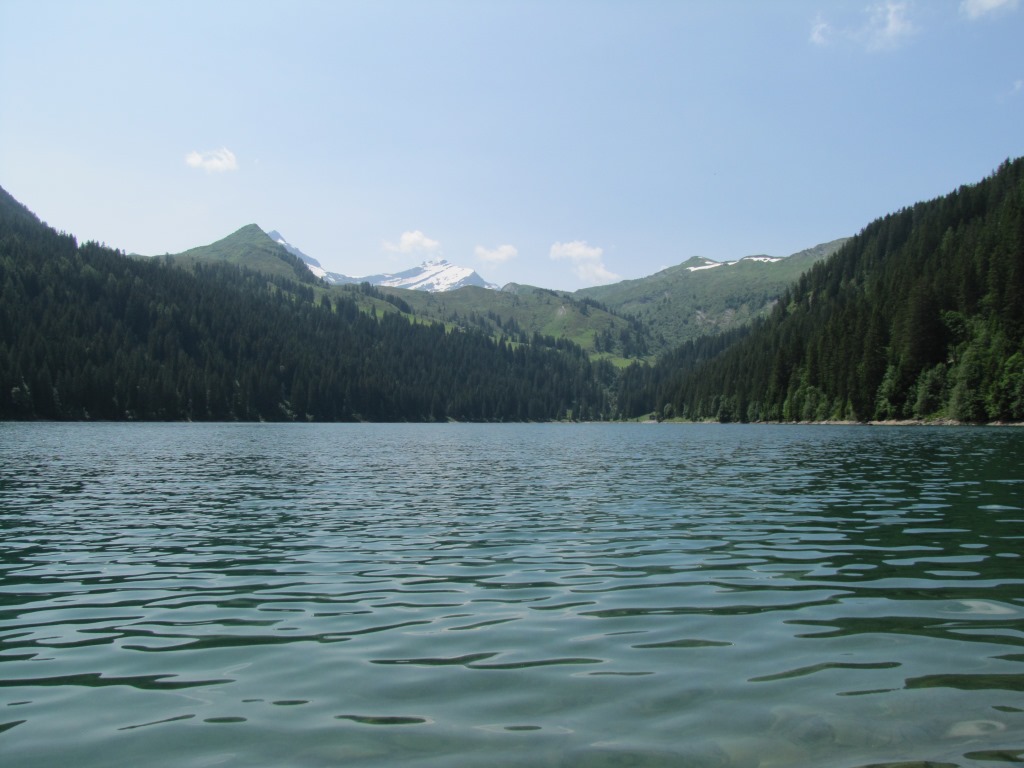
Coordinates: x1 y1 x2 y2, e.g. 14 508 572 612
4 157 1021 425
0 187 615 421
629 158 1024 423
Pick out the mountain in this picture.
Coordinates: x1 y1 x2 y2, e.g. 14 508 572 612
162 226 843 362
0 186 613 422
380 283 652 363
3 157 1021 424
159 224 319 285
575 239 848 350
266 229 325 275
266 230 496 292
342 258 498 292
638 158 1024 423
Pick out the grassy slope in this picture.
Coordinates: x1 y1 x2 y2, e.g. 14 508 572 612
385 284 651 364
576 239 848 348
159 224 320 285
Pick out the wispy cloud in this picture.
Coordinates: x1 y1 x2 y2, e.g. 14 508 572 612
475 244 518 264
864 2 916 50
185 147 238 172
383 230 441 254
549 240 620 286
961 0 1019 19
809 14 832 46
811 2 916 52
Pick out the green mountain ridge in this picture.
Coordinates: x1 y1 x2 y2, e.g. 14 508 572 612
157 223 320 285
576 239 849 348
153 223 842 362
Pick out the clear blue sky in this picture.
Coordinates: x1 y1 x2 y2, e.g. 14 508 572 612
2 0 1022 290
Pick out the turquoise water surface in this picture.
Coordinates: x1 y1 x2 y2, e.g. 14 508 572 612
1 422 1022 767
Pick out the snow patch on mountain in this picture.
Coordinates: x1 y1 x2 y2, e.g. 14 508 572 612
740 255 783 264
264 229 496 292
686 258 726 272
372 259 498 291
266 230 320 267
686 254 784 272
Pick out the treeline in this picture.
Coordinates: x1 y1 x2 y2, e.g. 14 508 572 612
625 158 1024 422
0 187 614 422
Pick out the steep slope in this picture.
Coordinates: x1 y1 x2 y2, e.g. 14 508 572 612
0 185 46 230
577 239 848 349
644 158 1024 423
266 229 326 276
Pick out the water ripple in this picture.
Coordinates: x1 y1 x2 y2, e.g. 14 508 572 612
2 423 1023 767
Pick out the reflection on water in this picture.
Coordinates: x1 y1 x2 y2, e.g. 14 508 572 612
1 422 1023 767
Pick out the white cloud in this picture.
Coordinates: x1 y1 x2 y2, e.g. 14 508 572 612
475 244 518 264
383 230 441 254
185 147 238 172
549 240 620 286
961 0 1019 19
810 15 832 46
864 2 915 50
812 2 916 52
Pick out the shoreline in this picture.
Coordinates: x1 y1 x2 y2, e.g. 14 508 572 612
4 417 1023 427
650 417 1024 427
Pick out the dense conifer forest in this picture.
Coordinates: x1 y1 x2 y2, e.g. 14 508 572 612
0 188 614 421
2 157 1022 423
621 158 1024 423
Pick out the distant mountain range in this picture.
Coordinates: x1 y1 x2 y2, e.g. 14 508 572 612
576 240 848 344
267 230 497 292
5 156 1021 423
158 224 848 355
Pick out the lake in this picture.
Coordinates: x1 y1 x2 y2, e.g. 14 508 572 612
1 422 1022 767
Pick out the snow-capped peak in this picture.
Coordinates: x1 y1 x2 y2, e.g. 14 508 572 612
372 259 498 292
266 229 324 272
262 229 496 292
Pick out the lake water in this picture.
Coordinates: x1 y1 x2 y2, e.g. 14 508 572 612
1 422 1022 767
